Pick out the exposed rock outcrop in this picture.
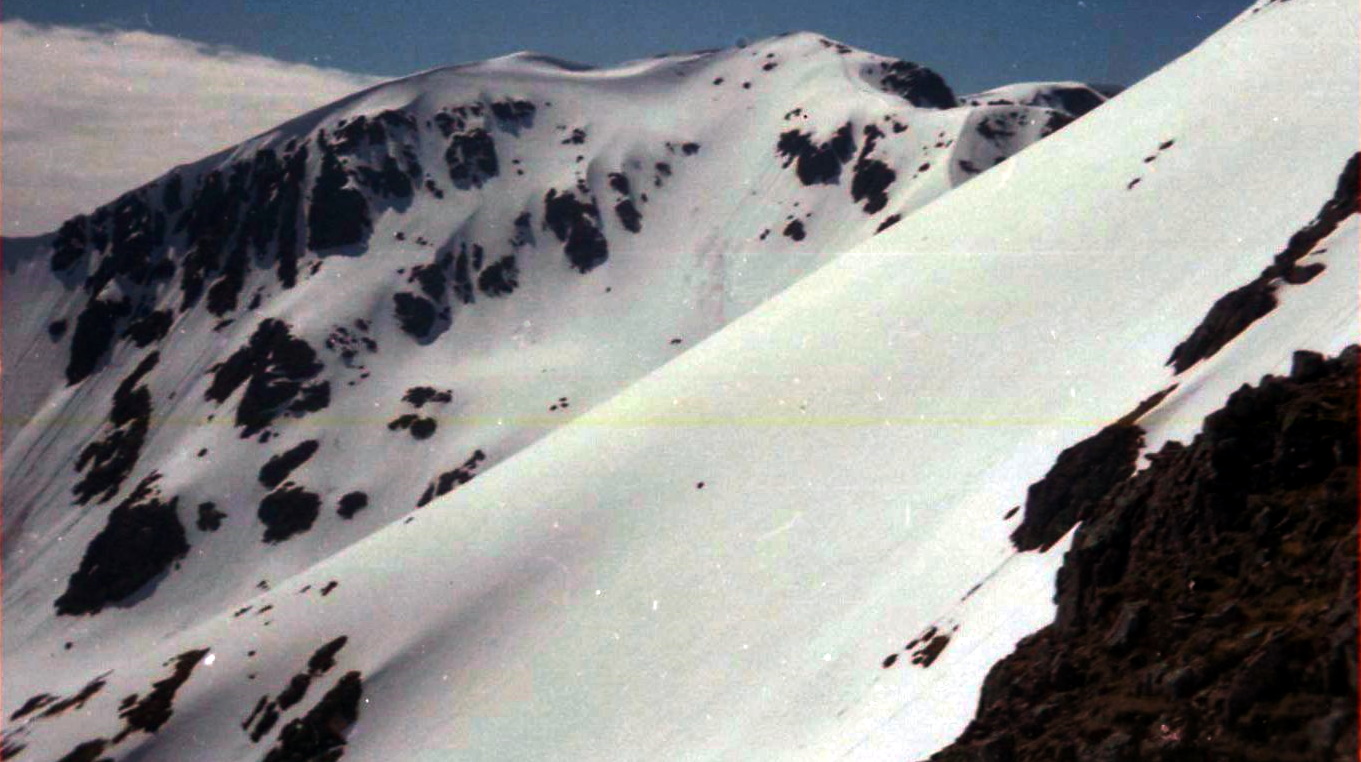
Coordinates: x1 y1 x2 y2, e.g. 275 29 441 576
929 347 1358 762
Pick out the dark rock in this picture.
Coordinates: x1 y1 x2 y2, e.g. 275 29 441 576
402 387 452 407
489 99 536 132
976 116 1017 144
243 695 269 732
410 261 447 300
446 128 499 188
1291 349 1326 381
1223 634 1291 720
929 348 1359 762
1090 732 1135 762
851 159 895 214
259 440 321 489
337 492 368 519
543 189 609 272
478 256 520 297
290 382 331 416
1206 601 1245 627
353 155 414 200
910 633 952 667
1167 280 1278 374
66 297 131 385
849 124 896 214
308 143 371 252
388 413 437 440
123 309 173 347
1047 86 1105 118
73 351 159 504
1011 423 1143 552
276 674 312 710
51 215 91 272
872 60 957 109
1307 705 1351 752
308 636 349 674
250 703 281 742
614 200 643 233
36 677 107 719
258 485 322 543
261 671 363 762
1048 656 1080 692
54 740 110 762
1169 153 1358 373
452 245 477 304
206 319 329 436
162 173 183 213
1281 260 1326 284
416 450 486 507
57 474 188 615
10 693 57 721
1164 664 1202 698
196 502 226 532
975 734 1015 762
1103 601 1149 654
393 292 438 338
776 123 856 185
113 649 209 741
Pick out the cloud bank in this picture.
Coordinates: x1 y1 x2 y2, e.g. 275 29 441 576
2 21 385 236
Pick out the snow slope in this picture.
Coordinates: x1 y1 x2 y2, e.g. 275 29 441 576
1 31 1098 671
2 2 1357 761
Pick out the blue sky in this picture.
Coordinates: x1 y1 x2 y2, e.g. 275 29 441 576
6 0 1248 94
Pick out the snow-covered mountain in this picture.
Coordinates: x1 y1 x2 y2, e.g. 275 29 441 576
2 0 1356 759
1 32 1102 664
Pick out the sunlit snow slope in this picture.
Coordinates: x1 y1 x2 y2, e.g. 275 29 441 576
1 31 1102 665
2 2 1356 760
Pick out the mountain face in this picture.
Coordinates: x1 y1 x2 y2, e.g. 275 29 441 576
1 1 1357 760
2 33 1106 581
5 34 1109 397
2 32 1102 665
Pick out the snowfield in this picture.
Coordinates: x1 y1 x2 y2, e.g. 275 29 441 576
1 0 1356 760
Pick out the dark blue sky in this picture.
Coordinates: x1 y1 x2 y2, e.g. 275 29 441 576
6 0 1249 94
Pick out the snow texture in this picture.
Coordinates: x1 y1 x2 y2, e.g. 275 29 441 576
1 5 1356 760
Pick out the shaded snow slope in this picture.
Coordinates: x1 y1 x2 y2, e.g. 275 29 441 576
3 3 1357 761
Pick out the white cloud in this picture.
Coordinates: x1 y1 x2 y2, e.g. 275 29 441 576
1 21 386 236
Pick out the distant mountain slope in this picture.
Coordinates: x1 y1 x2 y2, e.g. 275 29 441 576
2 2 1355 760
0 31 1100 662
